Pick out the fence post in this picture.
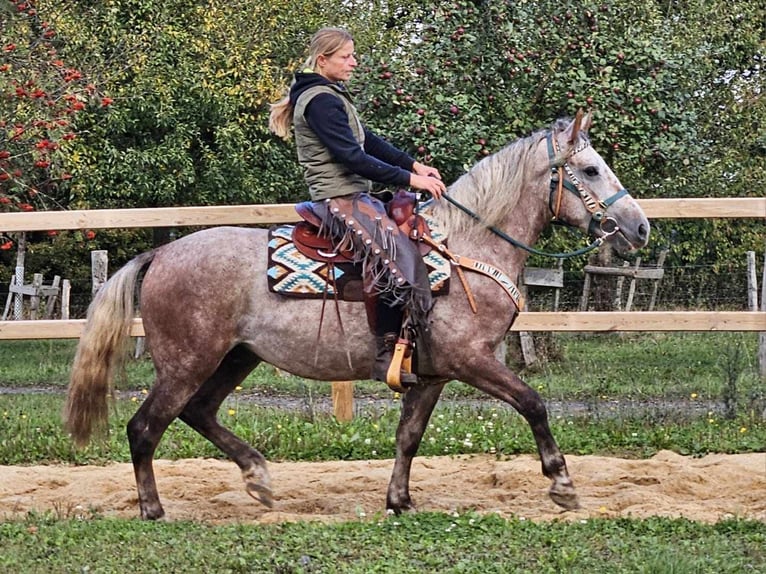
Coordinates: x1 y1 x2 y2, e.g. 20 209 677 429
60 279 71 320
13 232 26 320
331 381 354 422
91 250 108 297
28 273 43 320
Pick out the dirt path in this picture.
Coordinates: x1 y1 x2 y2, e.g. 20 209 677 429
1 451 764 524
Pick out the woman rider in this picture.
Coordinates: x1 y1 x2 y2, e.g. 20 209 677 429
269 27 446 387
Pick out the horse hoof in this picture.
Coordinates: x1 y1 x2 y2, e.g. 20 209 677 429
242 463 273 508
246 482 274 508
140 506 166 521
549 483 581 511
386 501 416 515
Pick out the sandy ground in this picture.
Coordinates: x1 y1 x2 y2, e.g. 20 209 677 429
0 451 764 524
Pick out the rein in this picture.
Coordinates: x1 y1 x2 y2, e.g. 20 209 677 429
440 129 628 260
441 193 605 260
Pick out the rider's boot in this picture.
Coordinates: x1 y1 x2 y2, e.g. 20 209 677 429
368 298 417 387
371 332 417 387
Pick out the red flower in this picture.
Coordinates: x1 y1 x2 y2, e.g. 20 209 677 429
34 160 50 168
47 230 58 237
0 196 10 204
0 241 13 250
101 97 114 107
85 230 96 240
18 203 34 211
0 151 9 159
0 173 9 181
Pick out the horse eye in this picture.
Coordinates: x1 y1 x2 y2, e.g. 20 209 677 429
583 166 599 177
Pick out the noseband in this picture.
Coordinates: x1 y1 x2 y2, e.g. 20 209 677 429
546 132 629 238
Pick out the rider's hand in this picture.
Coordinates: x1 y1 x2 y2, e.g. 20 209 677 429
410 162 446 199
410 172 446 200
412 161 443 181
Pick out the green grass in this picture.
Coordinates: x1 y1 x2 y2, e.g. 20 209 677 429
0 513 763 573
1 391 763 465
536 332 763 401
0 332 763 466
0 332 762 403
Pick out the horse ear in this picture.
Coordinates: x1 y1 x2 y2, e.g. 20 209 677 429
567 109 584 145
582 110 593 133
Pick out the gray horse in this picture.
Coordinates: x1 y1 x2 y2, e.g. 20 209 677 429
65 111 650 520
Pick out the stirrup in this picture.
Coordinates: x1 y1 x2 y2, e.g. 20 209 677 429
385 338 414 393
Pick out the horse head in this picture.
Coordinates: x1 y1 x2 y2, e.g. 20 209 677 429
548 110 650 253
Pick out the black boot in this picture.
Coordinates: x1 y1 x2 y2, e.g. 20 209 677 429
371 332 418 387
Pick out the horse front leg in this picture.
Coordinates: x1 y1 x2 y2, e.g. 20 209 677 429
386 381 446 514
462 353 580 511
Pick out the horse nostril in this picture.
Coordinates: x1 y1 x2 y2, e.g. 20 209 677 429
638 223 649 241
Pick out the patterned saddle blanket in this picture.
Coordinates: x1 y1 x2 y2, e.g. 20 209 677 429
267 211 451 301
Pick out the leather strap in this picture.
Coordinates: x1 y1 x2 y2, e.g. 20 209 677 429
386 340 410 393
423 234 525 312
451 254 525 311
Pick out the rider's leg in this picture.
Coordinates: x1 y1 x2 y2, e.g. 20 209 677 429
370 296 417 386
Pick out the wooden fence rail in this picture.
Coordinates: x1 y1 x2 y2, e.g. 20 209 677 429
0 197 763 232
0 311 763 340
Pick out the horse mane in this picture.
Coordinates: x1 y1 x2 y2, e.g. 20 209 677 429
433 118 585 241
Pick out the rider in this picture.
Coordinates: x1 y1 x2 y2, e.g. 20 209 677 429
269 26 446 386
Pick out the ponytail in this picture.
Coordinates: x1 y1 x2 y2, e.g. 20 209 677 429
268 57 314 141
268 94 294 140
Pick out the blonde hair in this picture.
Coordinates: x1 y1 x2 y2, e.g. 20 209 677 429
269 27 354 140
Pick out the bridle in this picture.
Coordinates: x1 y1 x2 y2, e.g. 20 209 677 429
440 127 630 260
546 131 629 240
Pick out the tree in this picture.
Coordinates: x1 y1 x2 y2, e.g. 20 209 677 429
36 0 418 210
0 0 106 222
353 0 763 297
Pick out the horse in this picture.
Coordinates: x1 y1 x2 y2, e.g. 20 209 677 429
64 111 650 520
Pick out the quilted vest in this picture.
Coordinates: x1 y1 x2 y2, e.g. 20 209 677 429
293 85 371 200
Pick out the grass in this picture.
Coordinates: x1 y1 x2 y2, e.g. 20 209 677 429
1 390 763 466
0 332 762 402
0 513 763 573
0 332 763 465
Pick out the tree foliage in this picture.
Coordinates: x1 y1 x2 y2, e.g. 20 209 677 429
0 1 107 222
0 0 763 300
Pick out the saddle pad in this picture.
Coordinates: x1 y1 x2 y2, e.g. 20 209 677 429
267 220 451 301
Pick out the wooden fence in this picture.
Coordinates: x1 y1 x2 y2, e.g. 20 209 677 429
1 197 763 339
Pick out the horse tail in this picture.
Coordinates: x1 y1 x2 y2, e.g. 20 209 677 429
64 250 156 447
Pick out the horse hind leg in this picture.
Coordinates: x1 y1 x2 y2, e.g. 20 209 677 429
126 346 257 520
178 345 273 508
127 385 201 520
